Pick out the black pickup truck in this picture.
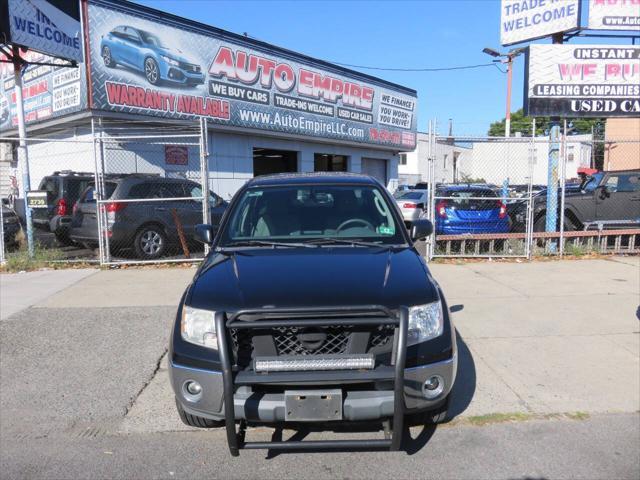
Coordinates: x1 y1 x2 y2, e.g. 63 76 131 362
508 169 640 231
169 173 456 455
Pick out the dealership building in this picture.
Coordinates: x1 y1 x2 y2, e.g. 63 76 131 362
0 0 417 199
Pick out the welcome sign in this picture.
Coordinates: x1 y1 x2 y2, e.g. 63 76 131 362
501 0 581 46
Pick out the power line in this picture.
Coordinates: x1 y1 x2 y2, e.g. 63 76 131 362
238 31 507 74
329 61 507 73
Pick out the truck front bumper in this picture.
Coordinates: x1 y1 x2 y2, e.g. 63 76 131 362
171 353 457 423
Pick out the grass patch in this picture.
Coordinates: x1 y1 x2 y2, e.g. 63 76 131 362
565 411 590 421
2 244 65 272
466 412 533 426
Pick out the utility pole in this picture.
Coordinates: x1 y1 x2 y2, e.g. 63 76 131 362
482 47 524 138
11 45 34 257
545 32 563 253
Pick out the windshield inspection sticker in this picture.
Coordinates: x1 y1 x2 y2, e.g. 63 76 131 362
378 226 395 235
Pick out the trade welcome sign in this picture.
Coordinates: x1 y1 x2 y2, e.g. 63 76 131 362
501 0 580 46
524 44 640 117
3 0 83 63
87 1 417 149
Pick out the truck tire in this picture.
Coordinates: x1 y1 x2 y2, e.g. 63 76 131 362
175 398 224 428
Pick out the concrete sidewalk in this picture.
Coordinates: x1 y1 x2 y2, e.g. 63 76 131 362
1 257 638 434
0 268 97 320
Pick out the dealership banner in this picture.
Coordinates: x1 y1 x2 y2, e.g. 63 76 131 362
0 49 87 132
588 0 640 31
86 1 417 150
3 0 83 63
524 44 640 117
501 0 580 46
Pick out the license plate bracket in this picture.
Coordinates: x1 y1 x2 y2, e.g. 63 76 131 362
284 389 342 421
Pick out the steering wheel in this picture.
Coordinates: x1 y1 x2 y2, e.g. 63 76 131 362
336 218 375 232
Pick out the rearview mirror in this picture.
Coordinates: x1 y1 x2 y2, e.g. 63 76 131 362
410 219 433 241
194 224 216 245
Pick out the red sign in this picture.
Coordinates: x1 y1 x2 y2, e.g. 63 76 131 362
165 145 189 165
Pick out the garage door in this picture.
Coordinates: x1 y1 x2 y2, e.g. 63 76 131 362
361 158 387 185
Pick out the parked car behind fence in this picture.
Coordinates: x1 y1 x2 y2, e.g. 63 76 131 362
395 189 428 227
435 185 510 235
70 175 227 259
32 171 95 245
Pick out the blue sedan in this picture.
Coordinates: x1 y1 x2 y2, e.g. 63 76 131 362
100 26 204 86
435 185 510 235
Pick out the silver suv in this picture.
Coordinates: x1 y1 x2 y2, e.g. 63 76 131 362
70 175 227 259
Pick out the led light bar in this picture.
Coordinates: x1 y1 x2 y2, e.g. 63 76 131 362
254 354 375 373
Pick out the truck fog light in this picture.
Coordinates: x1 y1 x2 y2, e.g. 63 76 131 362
183 380 203 401
422 375 444 399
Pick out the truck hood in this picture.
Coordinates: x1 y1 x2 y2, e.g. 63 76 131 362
188 247 438 313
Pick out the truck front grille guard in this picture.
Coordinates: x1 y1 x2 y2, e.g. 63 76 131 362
214 306 409 456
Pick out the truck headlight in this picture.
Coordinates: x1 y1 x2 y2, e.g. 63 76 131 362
408 302 443 345
161 55 180 66
181 306 217 349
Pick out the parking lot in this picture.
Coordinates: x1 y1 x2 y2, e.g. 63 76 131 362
1 257 638 479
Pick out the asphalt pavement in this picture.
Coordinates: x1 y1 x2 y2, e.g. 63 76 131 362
0 257 638 479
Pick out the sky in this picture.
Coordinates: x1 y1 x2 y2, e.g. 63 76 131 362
135 0 636 136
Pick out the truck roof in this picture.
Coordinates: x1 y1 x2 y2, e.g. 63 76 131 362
246 172 381 187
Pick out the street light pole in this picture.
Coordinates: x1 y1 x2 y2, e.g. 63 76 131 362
482 47 524 138
11 45 35 257
505 55 513 138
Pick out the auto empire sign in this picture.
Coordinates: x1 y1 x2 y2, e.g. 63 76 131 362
501 0 580 46
588 0 640 31
87 2 417 150
524 44 640 117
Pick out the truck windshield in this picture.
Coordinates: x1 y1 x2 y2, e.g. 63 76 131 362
219 184 405 246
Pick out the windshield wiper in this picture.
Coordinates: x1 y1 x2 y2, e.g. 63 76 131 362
303 238 391 248
219 240 315 249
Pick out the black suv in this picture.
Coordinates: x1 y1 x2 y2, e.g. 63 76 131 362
169 173 456 455
32 171 95 244
70 175 227 259
509 169 640 231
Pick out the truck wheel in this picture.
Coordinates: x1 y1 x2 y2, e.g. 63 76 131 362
533 215 547 232
175 397 224 428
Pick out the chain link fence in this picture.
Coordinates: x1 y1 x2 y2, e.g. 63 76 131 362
1 118 216 266
1 119 638 266
418 122 639 259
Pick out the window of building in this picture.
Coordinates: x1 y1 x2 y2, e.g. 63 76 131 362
253 148 298 177
399 153 407 166
314 154 348 172
443 154 448 169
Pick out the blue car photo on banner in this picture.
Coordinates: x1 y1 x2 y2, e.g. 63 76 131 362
100 26 204 87
87 0 417 150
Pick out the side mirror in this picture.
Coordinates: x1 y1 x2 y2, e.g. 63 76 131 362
410 219 433 241
194 224 216 245
596 185 609 199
